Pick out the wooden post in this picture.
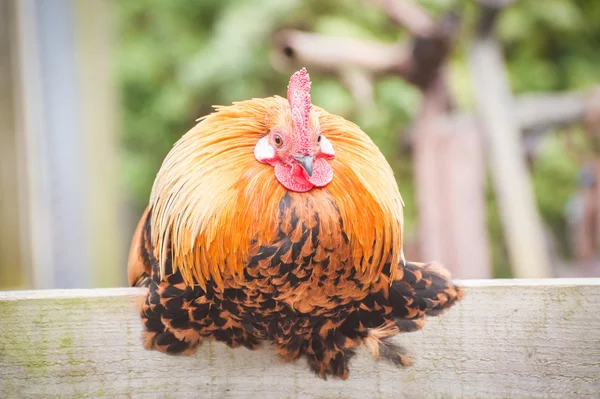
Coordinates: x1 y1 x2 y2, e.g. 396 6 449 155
413 82 491 278
0 0 26 289
11 0 55 289
441 116 491 278
7 0 124 288
73 0 125 287
469 3 552 277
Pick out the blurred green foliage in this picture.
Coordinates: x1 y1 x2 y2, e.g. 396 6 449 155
115 0 600 275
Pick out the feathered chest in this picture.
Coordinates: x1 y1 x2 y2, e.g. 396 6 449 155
231 191 374 313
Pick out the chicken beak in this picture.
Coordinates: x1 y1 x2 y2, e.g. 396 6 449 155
293 155 314 177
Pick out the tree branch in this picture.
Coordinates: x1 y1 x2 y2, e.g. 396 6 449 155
366 0 436 37
272 12 460 90
272 27 600 140
516 91 589 133
271 29 409 76
475 0 515 37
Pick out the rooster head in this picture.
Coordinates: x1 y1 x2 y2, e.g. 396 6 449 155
254 68 335 192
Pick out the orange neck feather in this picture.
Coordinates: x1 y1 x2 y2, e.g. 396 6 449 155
149 97 404 288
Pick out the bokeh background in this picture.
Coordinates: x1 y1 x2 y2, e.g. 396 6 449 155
2 0 600 289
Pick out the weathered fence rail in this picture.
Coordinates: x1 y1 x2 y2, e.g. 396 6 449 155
1 279 599 398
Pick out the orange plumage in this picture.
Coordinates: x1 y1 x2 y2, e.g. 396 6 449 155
128 68 463 379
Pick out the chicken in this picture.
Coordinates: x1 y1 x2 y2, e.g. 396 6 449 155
128 68 463 379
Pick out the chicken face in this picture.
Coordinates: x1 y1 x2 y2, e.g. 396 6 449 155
254 68 335 192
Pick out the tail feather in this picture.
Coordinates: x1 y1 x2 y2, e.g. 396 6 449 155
128 206 153 288
361 260 463 365
393 261 464 319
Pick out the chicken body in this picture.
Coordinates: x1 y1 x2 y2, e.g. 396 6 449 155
128 69 463 379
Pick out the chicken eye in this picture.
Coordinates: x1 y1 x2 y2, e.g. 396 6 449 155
274 134 283 147
317 135 322 144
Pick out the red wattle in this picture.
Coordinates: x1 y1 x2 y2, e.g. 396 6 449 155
308 158 333 187
274 162 313 192
273 158 333 192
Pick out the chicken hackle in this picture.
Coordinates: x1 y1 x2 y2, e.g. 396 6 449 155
128 68 464 379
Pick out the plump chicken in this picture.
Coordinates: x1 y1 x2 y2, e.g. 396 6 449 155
128 68 463 379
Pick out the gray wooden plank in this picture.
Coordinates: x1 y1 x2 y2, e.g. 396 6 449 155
0 279 599 398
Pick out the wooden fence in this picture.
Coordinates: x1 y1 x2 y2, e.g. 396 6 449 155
1 279 599 398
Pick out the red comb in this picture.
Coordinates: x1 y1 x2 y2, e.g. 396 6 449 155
287 68 312 152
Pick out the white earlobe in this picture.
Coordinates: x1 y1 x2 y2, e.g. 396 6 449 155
320 135 335 158
254 136 276 163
